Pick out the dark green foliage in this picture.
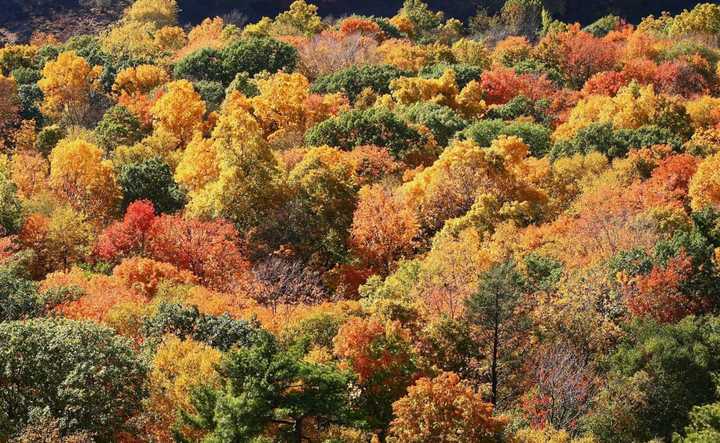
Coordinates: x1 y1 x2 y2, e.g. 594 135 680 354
94 105 143 152
0 171 23 236
419 63 484 89
464 261 529 405
36 124 65 156
281 312 346 352
398 102 467 146
10 67 41 85
523 252 564 292
173 47 228 83
221 37 298 79
226 71 260 97
587 316 720 442
311 64 410 102
0 259 40 322
0 319 147 441
193 80 225 112
305 107 433 161
142 302 266 351
117 157 185 213
551 123 682 160
16 83 43 122
583 14 621 37
607 248 653 279
372 17 402 38
460 118 552 156
485 95 551 124
513 59 565 85
680 388 720 442
64 35 116 91
614 125 683 152
178 333 351 442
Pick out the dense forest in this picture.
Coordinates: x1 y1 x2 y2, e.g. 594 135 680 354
2 0 720 442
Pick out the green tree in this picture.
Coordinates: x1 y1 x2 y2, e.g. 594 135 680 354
464 260 529 406
311 64 411 103
179 333 351 443
305 107 436 164
0 319 147 441
94 105 143 152
221 37 298 79
173 47 229 84
0 169 23 235
118 157 185 213
0 255 41 322
585 316 720 442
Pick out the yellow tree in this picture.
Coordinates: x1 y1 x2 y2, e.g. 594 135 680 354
124 0 179 28
0 74 20 144
150 80 206 145
112 64 169 96
387 371 507 443
145 336 222 442
37 51 101 122
48 139 120 221
176 91 282 230
689 152 720 211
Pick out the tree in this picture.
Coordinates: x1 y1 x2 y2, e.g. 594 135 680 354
176 92 282 232
305 107 438 165
333 316 417 432
0 167 22 235
18 207 95 277
690 152 720 211
221 37 298 78
117 157 185 213
0 319 146 440
37 51 101 123
111 256 196 297
179 333 350 443
173 47 228 84
150 80 206 145
48 138 120 221
585 316 720 442
251 256 328 313
387 372 506 443
273 0 324 36
464 261 529 406
0 257 41 321
397 101 467 147
142 302 264 351
311 64 410 102
146 214 251 291
112 64 169 96
123 0 179 28
0 74 20 143
284 146 358 264
350 184 419 274
144 336 222 442
94 105 144 152
95 200 156 262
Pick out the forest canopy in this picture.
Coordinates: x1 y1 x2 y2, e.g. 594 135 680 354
3 0 720 442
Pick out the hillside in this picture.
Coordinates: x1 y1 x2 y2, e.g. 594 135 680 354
3 0 720 442
0 0 709 42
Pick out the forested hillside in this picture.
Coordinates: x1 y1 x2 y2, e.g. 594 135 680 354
2 1 720 442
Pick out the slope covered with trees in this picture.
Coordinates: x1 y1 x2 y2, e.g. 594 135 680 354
2 0 720 441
